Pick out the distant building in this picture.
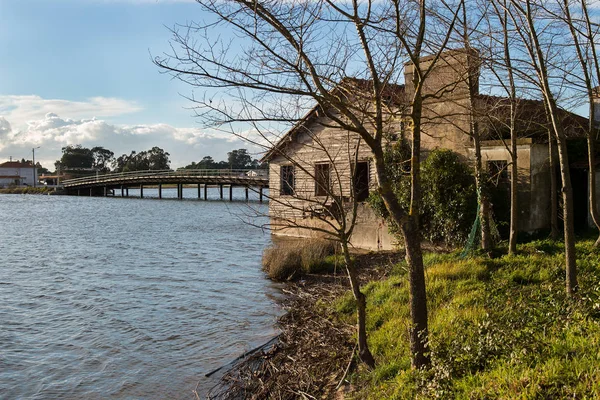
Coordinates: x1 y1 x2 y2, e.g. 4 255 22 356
0 161 37 188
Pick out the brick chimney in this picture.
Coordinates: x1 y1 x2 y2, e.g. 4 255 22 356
404 48 480 102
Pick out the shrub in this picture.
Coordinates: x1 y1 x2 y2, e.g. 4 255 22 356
368 147 476 246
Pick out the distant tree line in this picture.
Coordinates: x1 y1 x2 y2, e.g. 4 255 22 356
55 145 170 173
54 145 117 173
54 145 263 174
178 149 267 170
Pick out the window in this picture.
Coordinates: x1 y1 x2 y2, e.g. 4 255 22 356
280 165 295 195
353 161 370 202
315 163 331 196
487 160 509 186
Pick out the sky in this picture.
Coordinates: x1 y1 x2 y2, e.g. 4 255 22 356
0 0 258 169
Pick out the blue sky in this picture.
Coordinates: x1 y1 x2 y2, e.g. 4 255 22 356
0 0 255 169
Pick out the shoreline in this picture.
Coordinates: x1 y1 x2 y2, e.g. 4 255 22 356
206 252 400 399
0 187 59 195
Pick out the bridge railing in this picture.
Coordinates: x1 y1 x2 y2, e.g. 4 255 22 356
62 169 269 186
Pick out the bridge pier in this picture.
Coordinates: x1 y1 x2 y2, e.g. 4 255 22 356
245 187 249 201
197 184 201 199
204 184 208 200
89 188 93 197
229 185 233 201
126 187 129 197
158 184 162 199
177 183 183 200
259 186 263 202
104 186 107 197
219 184 223 200
140 185 144 199
121 186 124 197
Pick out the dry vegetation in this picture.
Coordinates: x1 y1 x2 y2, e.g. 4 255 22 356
262 239 338 281
0 187 54 194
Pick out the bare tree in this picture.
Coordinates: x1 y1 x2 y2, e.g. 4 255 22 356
556 0 600 247
502 0 578 293
155 0 462 368
457 1 495 252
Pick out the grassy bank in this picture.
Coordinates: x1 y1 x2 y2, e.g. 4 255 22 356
0 187 54 194
332 239 600 399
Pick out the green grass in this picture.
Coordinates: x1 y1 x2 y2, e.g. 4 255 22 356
332 238 600 399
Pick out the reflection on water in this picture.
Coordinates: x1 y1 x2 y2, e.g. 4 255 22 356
0 193 280 399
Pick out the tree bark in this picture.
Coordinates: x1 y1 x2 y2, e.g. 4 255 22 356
473 132 493 251
555 137 578 294
341 240 375 368
549 134 560 240
400 217 430 369
509 132 518 254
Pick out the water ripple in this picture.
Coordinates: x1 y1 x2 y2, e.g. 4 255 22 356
0 193 281 399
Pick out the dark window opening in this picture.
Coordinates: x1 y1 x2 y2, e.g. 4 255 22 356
353 161 370 202
280 165 295 195
488 160 509 186
315 163 331 196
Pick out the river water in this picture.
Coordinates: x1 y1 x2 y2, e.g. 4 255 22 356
0 190 281 399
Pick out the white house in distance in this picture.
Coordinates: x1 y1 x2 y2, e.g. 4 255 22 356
0 161 37 188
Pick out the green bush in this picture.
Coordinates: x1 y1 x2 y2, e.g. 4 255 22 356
368 147 476 246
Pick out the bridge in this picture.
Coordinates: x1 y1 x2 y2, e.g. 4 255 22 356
62 169 269 201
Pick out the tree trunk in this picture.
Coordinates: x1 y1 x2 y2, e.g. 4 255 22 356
341 241 375 368
508 136 518 254
549 134 560 240
400 217 430 369
555 138 578 294
373 149 430 369
473 132 493 251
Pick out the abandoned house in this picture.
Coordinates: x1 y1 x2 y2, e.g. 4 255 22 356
262 49 594 250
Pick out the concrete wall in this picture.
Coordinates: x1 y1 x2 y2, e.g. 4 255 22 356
529 144 552 231
270 205 398 251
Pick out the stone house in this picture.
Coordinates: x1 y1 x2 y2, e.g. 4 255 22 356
263 50 592 250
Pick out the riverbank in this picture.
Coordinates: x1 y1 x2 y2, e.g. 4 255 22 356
0 187 56 194
211 238 600 399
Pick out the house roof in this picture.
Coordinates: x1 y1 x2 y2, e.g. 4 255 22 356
261 78 406 162
262 78 590 163
476 95 588 141
0 161 34 168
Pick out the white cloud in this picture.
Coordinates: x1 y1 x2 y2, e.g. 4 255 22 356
0 112 263 169
0 117 12 151
0 95 142 130
0 94 274 169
